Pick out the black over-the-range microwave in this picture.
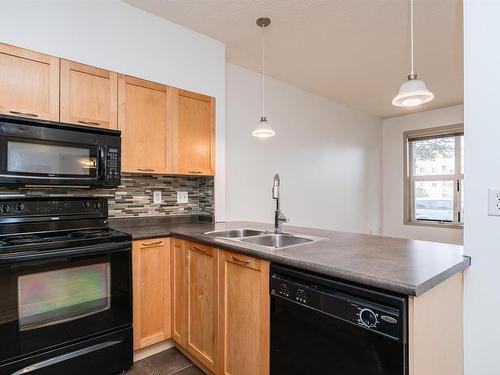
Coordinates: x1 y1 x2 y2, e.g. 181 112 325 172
0 114 121 188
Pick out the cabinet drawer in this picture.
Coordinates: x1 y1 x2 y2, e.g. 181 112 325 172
187 241 214 256
137 239 165 249
224 251 261 271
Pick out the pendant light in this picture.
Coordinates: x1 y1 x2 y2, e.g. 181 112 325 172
392 0 434 107
252 17 276 138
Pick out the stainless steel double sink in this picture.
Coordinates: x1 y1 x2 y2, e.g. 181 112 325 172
204 228 325 250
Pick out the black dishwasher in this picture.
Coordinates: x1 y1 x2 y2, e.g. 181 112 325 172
270 264 408 375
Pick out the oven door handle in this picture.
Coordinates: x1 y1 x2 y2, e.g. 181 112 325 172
10 340 123 375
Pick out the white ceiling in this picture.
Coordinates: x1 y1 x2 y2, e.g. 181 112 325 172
124 0 463 119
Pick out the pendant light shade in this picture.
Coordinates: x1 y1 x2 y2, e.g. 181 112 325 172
392 0 434 108
252 116 276 138
392 74 434 107
253 17 276 138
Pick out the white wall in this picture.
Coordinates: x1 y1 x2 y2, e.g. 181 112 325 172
464 1 500 374
226 63 382 234
0 0 226 220
381 105 464 245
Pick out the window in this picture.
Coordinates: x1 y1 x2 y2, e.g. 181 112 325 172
404 125 464 227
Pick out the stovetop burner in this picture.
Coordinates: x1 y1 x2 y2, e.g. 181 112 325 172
0 197 131 257
0 234 52 247
0 228 129 253
69 229 113 239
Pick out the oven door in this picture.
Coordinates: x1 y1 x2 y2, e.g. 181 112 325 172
0 245 131 365
0 136 102 186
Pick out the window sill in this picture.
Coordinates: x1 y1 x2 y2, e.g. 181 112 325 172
404 221 464 230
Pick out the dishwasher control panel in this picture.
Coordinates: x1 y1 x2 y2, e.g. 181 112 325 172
271 269 405 342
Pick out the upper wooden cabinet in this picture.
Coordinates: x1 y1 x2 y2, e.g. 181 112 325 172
0 43 217 177
118 75 168 174
219 251 270 375
60 60 117 129
169 88 215 176
132 238 171 350
0 43 59 121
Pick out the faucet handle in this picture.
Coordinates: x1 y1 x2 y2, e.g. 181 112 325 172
278 210 288 222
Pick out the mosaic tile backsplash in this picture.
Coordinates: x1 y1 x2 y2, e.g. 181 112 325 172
0 174 214 218
104 174 214 217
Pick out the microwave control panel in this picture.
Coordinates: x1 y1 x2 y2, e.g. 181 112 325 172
105 148 120 184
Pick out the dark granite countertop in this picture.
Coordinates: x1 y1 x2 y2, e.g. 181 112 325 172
109 217 470 297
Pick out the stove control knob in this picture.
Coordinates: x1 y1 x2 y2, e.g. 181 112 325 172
1 204 9 214
360 308 378 328
82 201 90 209
16 203 25 212
93 201 101 209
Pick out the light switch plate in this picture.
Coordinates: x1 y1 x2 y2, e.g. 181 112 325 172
488 189 500 216
153 191 162 204
177 191 188 204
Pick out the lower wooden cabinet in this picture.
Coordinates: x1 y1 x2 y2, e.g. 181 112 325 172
132 238 171 350
170 239 270 375
218 250 270 375
171 237 188 346
186 241 219 373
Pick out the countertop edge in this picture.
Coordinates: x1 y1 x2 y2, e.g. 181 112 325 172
112 225 469 297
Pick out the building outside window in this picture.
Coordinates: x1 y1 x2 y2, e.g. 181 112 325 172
404 124 464 227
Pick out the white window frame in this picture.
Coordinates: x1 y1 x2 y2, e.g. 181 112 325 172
404 124 464 228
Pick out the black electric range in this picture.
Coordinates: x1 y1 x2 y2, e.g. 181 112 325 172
0 197 133 375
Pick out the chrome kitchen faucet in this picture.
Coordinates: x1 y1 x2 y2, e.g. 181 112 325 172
272 174 288 234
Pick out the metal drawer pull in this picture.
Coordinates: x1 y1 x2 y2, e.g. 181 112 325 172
188 171 202 174
142 240 162 247
193 246 207 254
78 120 101 126
138 168 155 172
232 256 250 264
10 340 122 375
9 110 38 118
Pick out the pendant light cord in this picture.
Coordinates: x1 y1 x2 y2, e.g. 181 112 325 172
410 0 415 75
262 25 266 117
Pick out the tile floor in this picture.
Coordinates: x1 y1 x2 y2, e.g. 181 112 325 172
126 347 204 375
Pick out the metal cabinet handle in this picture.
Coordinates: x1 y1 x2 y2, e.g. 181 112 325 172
188 171 202 174
192 245 207 254
142 240 163 247
78 120 101 126
137 168 155 172
232 256 250 264
9 110 39 118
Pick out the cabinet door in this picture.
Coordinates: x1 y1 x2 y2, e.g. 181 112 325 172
132 238 171 350
186 241 218 373
118 75 168 174
171 238 187 347
0 43 59 120
219 251 270 375
60 60 117 129
169 88 215 176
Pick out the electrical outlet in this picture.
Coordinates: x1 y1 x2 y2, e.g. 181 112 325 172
488 189 500 216
153 191 162 204
177 191 188 204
